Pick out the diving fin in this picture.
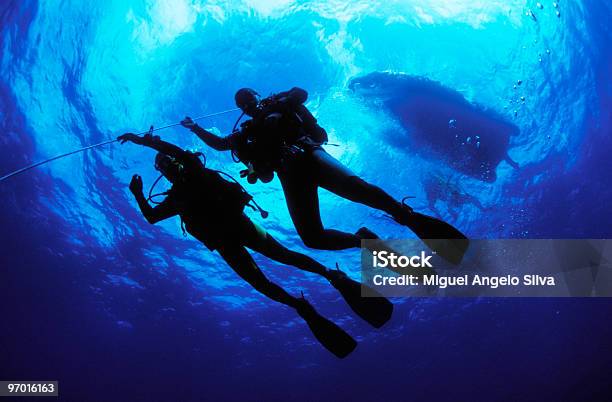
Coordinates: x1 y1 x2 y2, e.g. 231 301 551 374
329 265 393 329
405 211 469 265
296 294 357 359
394 199 469 265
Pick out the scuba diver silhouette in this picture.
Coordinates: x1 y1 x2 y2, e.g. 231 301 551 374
117 132 393 358
423 171 486 222
181 87 468 264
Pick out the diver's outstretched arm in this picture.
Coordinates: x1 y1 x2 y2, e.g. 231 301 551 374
129 174 177 224
181 116 231 151
118 133 187 160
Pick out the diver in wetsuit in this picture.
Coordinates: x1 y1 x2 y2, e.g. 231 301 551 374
181 87 468 263
117 132 391 357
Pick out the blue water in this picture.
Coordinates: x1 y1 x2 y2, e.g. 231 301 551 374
1 1 612 400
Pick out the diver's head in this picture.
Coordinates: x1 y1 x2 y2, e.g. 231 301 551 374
235 88 260 117
154 152 182 183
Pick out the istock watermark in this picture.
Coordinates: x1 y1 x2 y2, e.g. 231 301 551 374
372 250 434 269
361 239 612 297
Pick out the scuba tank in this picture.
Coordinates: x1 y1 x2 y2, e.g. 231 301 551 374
261 91 328 145
230 90 327 183
148 153 268 219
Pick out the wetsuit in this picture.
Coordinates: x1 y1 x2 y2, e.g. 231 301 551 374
132 142 334 309
222 88 407 250
151 151 256 251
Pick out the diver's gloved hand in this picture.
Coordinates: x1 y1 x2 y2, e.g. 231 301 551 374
118 132 160 145
129 174 143 196
180 116 197 130
117 133 142 144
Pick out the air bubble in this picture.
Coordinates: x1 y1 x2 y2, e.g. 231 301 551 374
526 10 537 21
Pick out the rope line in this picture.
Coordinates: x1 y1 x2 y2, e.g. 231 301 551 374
0 108 240 182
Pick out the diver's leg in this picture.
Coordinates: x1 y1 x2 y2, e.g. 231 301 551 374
241 220 333 280
312 149 406 218
239 219 392 327
278 171 361 250
217 242 357 358
217 244 300 308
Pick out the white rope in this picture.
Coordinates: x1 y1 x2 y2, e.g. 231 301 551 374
0 108 240 182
